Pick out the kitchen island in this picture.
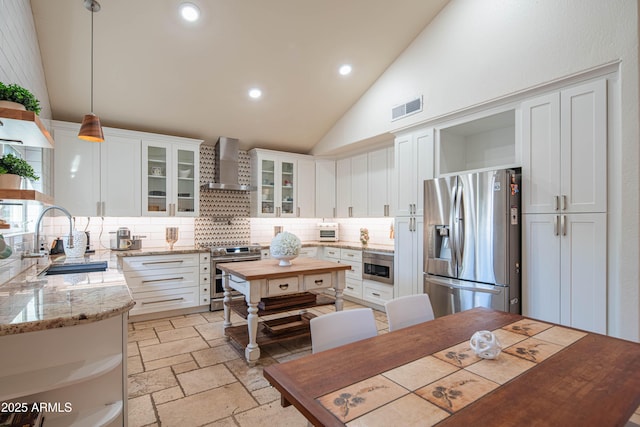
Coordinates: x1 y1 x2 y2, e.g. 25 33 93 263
0 252 134 427
217 257 351 363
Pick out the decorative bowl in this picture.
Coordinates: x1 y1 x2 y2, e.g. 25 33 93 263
271 254 297 266
178 169 191 178
270 231 301 267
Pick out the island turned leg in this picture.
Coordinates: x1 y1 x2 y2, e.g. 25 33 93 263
334 288 344 311
245 301 261 363
223 276 232 329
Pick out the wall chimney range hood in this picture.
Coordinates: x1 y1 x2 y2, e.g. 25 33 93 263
201 137 251 191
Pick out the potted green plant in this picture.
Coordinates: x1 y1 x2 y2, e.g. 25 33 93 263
0 82 41 115
0 153 39 189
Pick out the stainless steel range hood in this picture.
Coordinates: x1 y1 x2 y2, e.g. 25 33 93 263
201 137 251 191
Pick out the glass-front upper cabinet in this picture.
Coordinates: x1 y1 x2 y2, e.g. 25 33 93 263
142 138 201 217
250 150 297 217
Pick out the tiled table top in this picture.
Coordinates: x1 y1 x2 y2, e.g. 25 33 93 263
317 319 587 425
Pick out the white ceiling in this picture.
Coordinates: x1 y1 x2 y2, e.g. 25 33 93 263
30 0 449 153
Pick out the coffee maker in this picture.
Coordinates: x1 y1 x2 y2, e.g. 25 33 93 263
110 227 132 250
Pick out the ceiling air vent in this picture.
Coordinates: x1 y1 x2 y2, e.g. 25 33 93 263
391 96 423 121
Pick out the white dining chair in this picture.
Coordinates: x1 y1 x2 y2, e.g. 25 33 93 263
385 294 435 332
310 308 378 353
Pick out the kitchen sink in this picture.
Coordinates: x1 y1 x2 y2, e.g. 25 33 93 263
43 261 108 275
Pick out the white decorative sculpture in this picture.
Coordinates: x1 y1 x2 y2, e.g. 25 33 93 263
469 330 502 359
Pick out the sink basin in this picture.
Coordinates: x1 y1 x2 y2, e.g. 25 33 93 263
44 261 108 275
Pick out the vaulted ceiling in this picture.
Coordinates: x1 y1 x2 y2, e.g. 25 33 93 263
30 0 449 152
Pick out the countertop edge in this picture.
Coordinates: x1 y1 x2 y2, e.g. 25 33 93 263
258 241 395 254
0 299 135 337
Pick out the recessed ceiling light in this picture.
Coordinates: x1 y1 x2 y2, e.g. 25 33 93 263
179 3 200 22
339 64 352 76
249 88 262 99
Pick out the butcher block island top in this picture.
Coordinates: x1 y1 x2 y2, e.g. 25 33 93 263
218 257 351 363
216 257 351 280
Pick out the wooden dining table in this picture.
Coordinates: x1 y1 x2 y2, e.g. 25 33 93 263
263 307 640 426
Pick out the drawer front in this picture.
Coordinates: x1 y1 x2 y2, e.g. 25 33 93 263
299 247 318 258
261 249 270 259
199 273 210 286
123 253 199 272
303 272 332 290
130 288 199 315
199 252 210 264
199 284 210 305
363 281 394 305
344 278 363 299
125 269 198 292
340 249 362 262
199 261 210 275
267 276 300 296
324 247 341 260
340 261 362 281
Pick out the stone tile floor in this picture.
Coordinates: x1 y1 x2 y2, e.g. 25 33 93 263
127 300 388 427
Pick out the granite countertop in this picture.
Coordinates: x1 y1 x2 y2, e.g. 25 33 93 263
0 251 134 337
114 245 209 257
258 241 395 254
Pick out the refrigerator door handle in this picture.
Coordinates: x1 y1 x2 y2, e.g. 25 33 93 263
454 183 464 271
425 276 503 295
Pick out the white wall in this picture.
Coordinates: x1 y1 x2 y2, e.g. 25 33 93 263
312 0 639 341
0 0 51 119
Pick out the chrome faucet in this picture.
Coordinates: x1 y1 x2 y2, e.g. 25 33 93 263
33 205 74 254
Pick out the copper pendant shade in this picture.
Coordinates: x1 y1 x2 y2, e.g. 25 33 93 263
78 0 104 142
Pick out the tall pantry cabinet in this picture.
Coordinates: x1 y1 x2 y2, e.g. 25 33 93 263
521 78 607 334
393 127 434 297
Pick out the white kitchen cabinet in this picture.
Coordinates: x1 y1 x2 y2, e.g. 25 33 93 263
522 213 606 334
322 247 363 299
363 279 394 305
53 121 141 217
0 314 128 427
297 158 316 217
394 127 434 217
199 252 211 306
336 153 367 217
142 138 201 217
394 215 424 297
521 78 607 334
521 79 606 214
123 253 202 316
315 159 336 218
249 149 315 218
367 146 395 217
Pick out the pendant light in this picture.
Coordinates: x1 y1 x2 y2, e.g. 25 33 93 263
78 0 104 142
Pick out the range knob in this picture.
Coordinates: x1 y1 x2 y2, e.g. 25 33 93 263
213 248 227 257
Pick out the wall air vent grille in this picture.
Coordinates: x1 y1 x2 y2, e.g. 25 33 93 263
391 95 423 121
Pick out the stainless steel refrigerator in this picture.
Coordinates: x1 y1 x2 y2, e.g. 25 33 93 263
423 168 521 317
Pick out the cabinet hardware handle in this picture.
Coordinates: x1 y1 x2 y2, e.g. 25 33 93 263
279 283 289 290
314 279 323 285
203 288 208 292
142 260 184 265
333 207 336 217
562 195 567 211
562 215 567 236
347 254 354 257
142 276 184 284
554 196 560 211
372 292 381 297
347 286 354 290
554 215 559 236
202 277 208 281
297 207 300 217
141 297 184 305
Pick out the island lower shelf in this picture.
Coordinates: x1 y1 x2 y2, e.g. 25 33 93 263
225 292 336 348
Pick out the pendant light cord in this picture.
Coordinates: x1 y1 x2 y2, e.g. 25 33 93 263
90 8 94 114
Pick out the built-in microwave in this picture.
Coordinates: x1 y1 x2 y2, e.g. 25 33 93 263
317 222 339 242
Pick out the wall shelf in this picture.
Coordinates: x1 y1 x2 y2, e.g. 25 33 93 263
0 108 54 148
0 189 53 204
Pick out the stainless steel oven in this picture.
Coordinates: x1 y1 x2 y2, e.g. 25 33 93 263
210 245 262 311
362 251 394 285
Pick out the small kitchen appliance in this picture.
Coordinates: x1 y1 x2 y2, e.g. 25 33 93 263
317 222 339 242
110 227 133 250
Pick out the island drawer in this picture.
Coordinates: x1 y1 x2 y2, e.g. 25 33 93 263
267 276 299 296
303 272 332 290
